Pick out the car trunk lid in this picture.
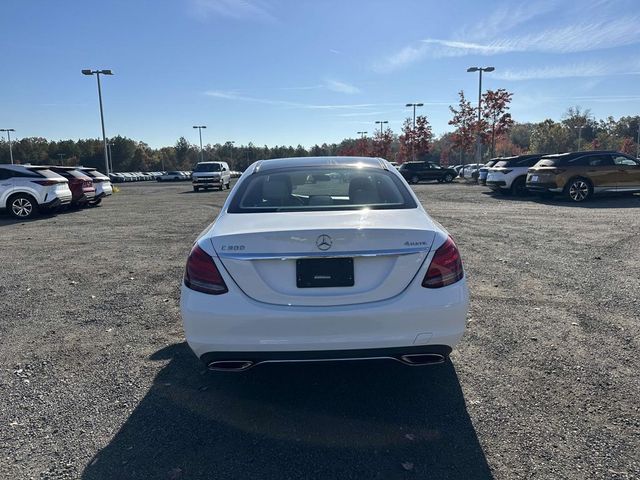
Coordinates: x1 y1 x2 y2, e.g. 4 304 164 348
210 209 438 306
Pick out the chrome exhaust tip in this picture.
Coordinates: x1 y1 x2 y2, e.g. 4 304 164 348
399 353 446 366
207 360 254 372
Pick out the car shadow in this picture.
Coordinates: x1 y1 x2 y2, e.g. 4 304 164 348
480 190 640 208
82 343 492 480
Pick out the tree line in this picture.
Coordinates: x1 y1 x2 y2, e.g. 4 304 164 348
1 96 638 172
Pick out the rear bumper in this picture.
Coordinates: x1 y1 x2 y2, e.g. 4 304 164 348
200 345 453 369
181 276 468 358
526 182 562 193
486 180 506 189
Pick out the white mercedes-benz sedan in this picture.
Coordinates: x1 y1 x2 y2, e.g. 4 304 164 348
180 157 468 371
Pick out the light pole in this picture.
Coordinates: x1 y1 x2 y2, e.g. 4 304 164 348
375 120 388 136
573 125 585 150
107 142 114 172
357 131 368 139
467 66 494 164
228 141 235 166
405 103 424 160
82 69 113 174
0 129 15 164
193 125 206 163
637 124 639 159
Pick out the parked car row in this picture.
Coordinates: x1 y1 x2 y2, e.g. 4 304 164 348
455 150 640 202
0 164 112 219
109 171 176 182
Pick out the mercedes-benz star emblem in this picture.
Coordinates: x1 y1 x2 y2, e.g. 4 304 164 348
316 234 332 251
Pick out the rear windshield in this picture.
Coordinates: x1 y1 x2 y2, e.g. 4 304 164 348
194 163 221 172
31 168 64 179
228 167 417 213
496 157 541 168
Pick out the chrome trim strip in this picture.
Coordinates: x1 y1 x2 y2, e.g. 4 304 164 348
217 246 430 260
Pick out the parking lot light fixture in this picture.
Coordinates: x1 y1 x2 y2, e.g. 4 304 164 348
375 120 388 136
467 66 495 164
357 131 368 139
82 69 114 174
405 103 424 160
193 126 207 163
0 128 15 164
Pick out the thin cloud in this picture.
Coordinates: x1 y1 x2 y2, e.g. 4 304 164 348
495 58 640 80
205 90 383 109
325 79 361 94
376 14 640 72
280 80 361 94
189 0 276 22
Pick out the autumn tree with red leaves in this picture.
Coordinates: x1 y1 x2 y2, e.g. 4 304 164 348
372 127 394 159
448 91 477 161
482 88 514 158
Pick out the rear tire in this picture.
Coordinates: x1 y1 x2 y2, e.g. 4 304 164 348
8 193 38 219
564 177 592 202
219 184 223 191
444 173 454 183
410 175 419 184
193 187 199 192
510 177 528 196
226 181 231 190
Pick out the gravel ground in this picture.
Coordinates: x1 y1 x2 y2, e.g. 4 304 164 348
1 181 639 480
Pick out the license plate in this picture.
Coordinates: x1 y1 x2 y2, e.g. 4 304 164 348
530 175 539 182
296 258 354 288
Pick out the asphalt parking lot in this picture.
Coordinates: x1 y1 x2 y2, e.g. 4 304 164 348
1 181 639 480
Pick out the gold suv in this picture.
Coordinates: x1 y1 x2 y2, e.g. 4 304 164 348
526 151 640 202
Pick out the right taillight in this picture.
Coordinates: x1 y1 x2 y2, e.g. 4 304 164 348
184 244 228 295
422 237 464 288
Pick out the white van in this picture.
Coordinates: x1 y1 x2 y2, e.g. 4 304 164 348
191 161 231 192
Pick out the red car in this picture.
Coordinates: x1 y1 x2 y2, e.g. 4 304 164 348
50 167 96 207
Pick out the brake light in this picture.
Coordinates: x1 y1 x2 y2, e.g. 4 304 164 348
184 244 228 295
32 180 65 186
422 237 464 288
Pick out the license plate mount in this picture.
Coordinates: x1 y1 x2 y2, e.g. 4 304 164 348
296 258 354 288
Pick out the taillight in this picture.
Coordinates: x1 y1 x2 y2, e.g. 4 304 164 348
32 180 64 186
422 237 464 288
184 244 228 295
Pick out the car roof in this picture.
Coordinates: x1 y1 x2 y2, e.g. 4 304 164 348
253 156 387 173
541 150 619 159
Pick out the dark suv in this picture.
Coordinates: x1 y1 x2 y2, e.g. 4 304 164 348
398 162 457 184
526 151 640 202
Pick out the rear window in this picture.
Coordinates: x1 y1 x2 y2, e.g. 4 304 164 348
499 156 541 168
31 168 64 179
228 167 417 213
194 163 221 172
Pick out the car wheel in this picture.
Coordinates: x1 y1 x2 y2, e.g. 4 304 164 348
411 175 419 184
226 182 231 190
194 187 199 192
8 193 37 219
565 177 592 202
510 177 528 196
444 173 454 183
219 184 224 191
90 198 102 206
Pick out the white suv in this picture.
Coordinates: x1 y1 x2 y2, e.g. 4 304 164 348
0 165 72 219
486 154 544 196
192 161 231 191
80 167 113 205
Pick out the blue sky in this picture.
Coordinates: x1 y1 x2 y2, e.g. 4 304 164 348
2 0 640 148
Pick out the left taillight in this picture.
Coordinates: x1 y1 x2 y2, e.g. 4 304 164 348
32 180 65 186
422 236 464 288
184 244 228 295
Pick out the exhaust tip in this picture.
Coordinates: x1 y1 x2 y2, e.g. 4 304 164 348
399 353 445 366
207 360 254 372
